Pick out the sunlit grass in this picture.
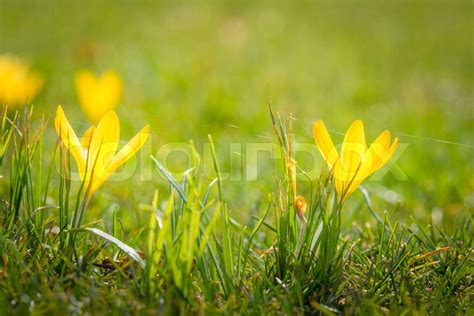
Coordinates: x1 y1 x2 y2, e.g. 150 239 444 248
0 106 471 314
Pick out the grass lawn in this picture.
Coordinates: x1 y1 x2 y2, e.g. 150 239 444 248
0 1 472 314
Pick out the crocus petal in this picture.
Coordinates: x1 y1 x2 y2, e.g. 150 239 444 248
54 105 86 175
333 160 359 199
340 120 366 174
0 55 43 106
88 125 150 195
345 135 398 199
312 120 339 169
367 130 391 174
333 166 345 198
382 137 399 170
75 71 98 121
75 70 122 123
87 111 120 194
338 120 372 191
80 126 95 150
344 175 367 199
389 137 399 155
107 125 150 173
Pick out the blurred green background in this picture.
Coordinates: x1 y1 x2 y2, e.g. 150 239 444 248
1 1 472 230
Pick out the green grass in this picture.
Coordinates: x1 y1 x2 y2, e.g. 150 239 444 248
0 1 473 315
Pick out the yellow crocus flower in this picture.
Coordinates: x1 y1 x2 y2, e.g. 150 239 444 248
54 105 150 198
313 120 398 201
0 54 43 106
75 70 122 123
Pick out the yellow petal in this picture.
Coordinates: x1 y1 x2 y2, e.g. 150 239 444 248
108 125 150 173
313 119 400 201
389 137 399 156
75 70 122 123
367 130 391 174
54 105 86 175
75 70 99 122
338 120 369 182
345 135 399 199
337 120 374 198
383 136 399 169
88 124 150 195
80 126 95 149
341 120 366 171
333 166 345 198
312 120 339 169
86 111 120 194
333 160 362 201
0 55 42 106
344 176 367 199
